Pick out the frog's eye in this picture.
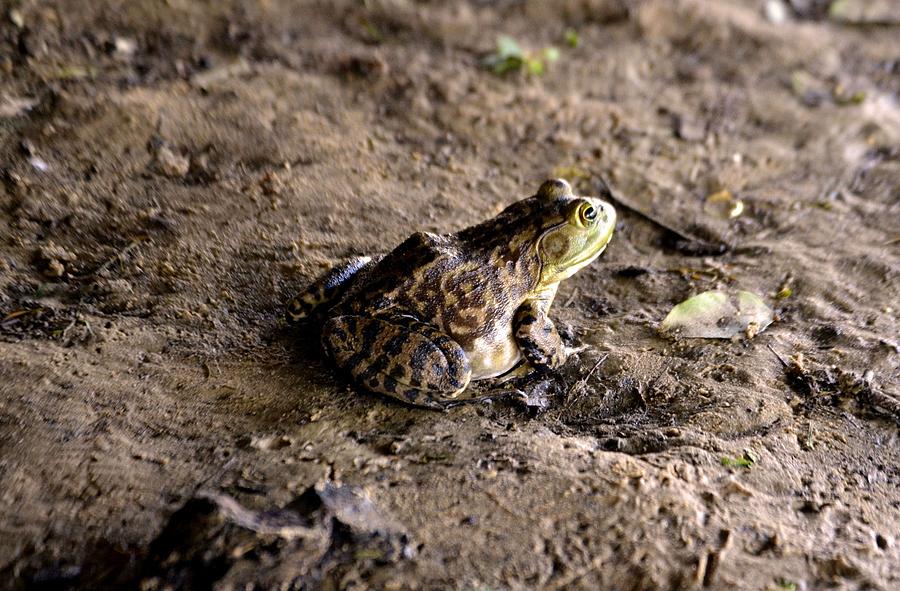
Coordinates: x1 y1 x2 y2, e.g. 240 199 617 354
574 201 597 227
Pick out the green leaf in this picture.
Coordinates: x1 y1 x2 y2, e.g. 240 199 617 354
836 90 866 105
496 35 523 59
484 36 560 77
721 450 756 469
660 290 773 339
526 58 544 75
492 56 523 74
565 29 579 48
776 286 793 299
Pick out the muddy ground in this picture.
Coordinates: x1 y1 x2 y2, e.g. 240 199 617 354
1 0 899 589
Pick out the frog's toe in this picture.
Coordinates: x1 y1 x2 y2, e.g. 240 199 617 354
322 314 471 407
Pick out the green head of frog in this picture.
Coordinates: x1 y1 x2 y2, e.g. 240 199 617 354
532 178 616 285
459 177 617 292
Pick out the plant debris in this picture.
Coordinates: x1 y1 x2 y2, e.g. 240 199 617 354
661 290 774 339
590 174 729 255
721 450 757 469
777 352 900 424
703 189 744 220
483 36 560 76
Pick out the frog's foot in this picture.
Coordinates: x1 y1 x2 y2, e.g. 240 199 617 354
286 256 374 323
322 313 472 409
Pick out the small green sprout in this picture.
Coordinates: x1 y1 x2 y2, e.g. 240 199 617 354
775 578 797 591
835 89 866 106
721 450 757 469
484 36 560 76
776 286 793 299
564 29 579 48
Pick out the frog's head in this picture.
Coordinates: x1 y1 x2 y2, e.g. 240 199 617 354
532 178 616 285
460 178 616 288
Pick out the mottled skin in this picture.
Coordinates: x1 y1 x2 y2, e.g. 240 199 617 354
287 179 616 408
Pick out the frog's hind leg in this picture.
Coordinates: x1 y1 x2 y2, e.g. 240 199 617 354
286 256 374 323
322 314 472 409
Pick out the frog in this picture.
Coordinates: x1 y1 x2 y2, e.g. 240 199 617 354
286 178 616 409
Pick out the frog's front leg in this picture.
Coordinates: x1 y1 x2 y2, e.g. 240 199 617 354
322 313 472 409
513 299 567 370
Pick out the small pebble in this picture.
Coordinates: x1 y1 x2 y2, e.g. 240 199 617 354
45 259 65 277
154 145 190 178
764 0 788 24
8 8 24 28
28 156 50 172
112 36 137 59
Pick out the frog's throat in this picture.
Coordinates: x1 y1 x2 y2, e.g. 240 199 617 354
534 220 614 285
553 241 610 282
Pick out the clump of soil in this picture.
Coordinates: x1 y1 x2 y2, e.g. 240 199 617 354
1 1 898 589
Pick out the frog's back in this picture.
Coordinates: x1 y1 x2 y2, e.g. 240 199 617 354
334 231 460 318
337 231 532 373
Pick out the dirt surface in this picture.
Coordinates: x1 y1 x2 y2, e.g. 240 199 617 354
1 1 899 589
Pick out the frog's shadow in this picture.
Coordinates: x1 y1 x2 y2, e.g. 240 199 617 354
275 317 336 383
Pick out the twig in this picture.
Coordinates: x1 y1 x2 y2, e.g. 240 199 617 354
563 287 580 308
565 353 609 404
91 235 148 277
197 491 324 540
863 390 900 425
60 316 81 344
481 488 527 521
766 343 789 368
591 173 728 254
1 309 39 323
